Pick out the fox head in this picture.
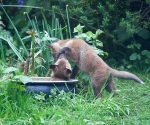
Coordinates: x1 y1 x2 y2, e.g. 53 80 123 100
47 42 62 62
50 54 72 80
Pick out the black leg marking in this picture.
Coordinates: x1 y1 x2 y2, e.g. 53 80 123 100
70 65 79 79
56 47 71 60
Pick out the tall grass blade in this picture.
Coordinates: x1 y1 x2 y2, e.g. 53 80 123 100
41 11 50 34
25 12 34 29
42 20 45 31
35 16 40 35
58 9 68 38
66 5 71 38
52 7 55 31
0 39 6 63
55 18 58 37
0 36 25 62
0 4 28 56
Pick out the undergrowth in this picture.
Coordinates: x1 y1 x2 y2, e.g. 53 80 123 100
0 72 150 125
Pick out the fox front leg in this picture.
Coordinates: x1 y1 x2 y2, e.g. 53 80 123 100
57 47 79 79
70 65 79 79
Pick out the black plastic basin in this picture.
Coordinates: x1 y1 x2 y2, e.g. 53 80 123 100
25 77 78 97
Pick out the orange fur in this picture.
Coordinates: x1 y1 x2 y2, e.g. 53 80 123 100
47 38 144 97
50 54 72 81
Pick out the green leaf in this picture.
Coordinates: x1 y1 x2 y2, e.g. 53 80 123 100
96 40 103 47
134 43 141 49
127 44 134 49
86 31 93 36
141 50 150 58
85 36 91 41
73 24 84 34
103 52 109 56
13 75 33 84
3 67 19 73
129 53 138 60
18 75 33 84
86 31 96 39
127 64 132 69
141 50 149 55
96 29 103 36
75 33 88 40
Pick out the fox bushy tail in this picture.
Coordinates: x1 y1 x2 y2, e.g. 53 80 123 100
110 68 144 84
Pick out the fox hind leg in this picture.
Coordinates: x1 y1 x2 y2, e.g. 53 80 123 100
105 75 118 96
92 73 118 98
92 84 104 98
91 74 107 98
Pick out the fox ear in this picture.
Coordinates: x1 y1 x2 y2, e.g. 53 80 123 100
66 67 72 74
50 64 57 69
46 44 54 49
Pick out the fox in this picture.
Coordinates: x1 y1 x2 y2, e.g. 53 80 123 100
47 38 144 97
49 53 72 81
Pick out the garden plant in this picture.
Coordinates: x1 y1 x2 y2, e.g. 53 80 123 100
0 0 150 124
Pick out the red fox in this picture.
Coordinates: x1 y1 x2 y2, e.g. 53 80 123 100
47 38 144 97
50 54 72 81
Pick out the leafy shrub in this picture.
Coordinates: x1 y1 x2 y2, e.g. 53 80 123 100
1 0 150 71
54 0 150 71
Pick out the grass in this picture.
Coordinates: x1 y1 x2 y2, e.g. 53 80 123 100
1 4 149 125
0 72 150 125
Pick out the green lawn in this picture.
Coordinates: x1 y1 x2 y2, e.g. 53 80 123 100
0 72 150 125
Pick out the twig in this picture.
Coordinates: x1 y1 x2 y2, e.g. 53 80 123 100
2 4 114 38
24 55 32 75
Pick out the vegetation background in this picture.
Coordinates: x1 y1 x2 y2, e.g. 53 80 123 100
1 0 150 72
0 0 150 124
